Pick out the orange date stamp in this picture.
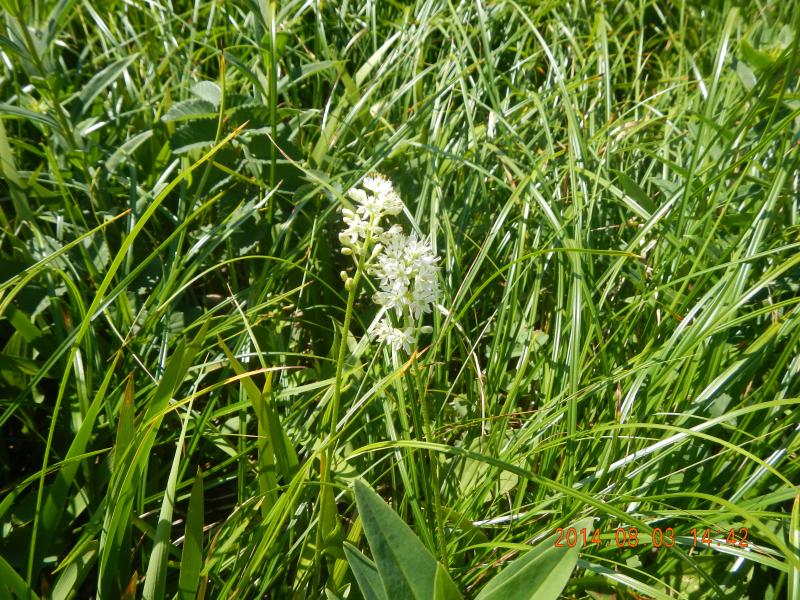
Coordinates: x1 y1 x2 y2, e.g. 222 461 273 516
554 526 749 549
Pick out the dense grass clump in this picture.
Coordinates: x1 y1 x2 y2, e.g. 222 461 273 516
1 0 799 598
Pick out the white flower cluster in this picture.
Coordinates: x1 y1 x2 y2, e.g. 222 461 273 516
371 226 440 320
339 175 403 253
340 174 440 353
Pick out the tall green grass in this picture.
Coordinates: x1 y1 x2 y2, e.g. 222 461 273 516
1 0 799 597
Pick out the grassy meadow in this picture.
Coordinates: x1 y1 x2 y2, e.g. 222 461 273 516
1 0 800 598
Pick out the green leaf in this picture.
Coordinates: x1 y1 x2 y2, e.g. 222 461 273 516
191 81 222 106
0 552 39 600
343 542 386 600
142 387 195 600
218 340 277 511
615 171 656 216
172 120 218 154
105 129 153 172
790 495 800 600
50 541 98 600
735 60 757 90
475 517 592 600
77 55 138 115
354 479 456 600
161 99 217 123
178 469 205 600
219 339 299 485
433 562 463 600
101 322 208 597
33 355 121 574
0 103 60 129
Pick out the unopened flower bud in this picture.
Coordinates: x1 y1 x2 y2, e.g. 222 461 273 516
344 277 355 290
340 270 348 282
420 326 433 334
341 247 353 255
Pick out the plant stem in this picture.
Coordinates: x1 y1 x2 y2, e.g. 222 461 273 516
414 355 448 565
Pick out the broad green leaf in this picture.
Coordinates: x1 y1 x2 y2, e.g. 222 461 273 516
161 99 217 123
0 353 39 376
178 469 205 600
218 340 277 511
35 127 244 593
433 562 463 600
354 479 458 600
343 542 386 600
191 81 222 106
320 479 344 558
736 60 757 90
475 517 593 600
97 375 137 597
0 117 27 222
172 120 218 154
7 306 42 341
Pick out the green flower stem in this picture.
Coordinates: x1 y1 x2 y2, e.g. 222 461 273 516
413 352 448 565
329 225 374 438
316 218 375 589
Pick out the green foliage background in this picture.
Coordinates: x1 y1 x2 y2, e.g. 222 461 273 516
1 0 799 597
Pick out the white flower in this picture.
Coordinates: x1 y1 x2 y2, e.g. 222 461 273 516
370 228 440 320
341 175 405 252
357 190 403 220
347 188 368 204
338 172 441 354
371 319 415 353
362 174 394 197
340 208 370 247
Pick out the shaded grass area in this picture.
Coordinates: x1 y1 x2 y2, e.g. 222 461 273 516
1 0 799 597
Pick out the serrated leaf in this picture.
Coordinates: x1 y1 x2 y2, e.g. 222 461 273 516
191 81 222 106
162 99 217 123
172 120 218 154
475 517 592 600
354 479 455 600
343 543 386 600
